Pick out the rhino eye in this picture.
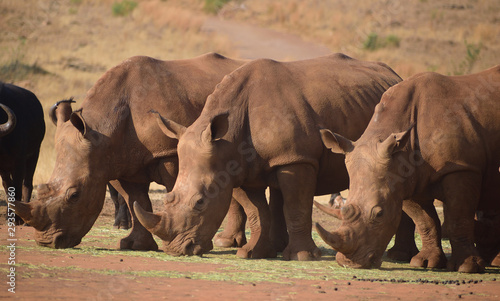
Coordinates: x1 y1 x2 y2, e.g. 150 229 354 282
65 188 79 204
194 198 207 211
371 206 384 221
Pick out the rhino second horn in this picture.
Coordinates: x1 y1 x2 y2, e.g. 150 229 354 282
314 222 345 252
133 202 161 231
313 200 343 219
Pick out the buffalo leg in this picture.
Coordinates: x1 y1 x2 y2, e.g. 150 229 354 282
387 211 419 262
110 179 159 251
233 187 276 259
442 172 485 273
269 188 288 252
403 199 447 269
277 164 321 261
214 197 247 248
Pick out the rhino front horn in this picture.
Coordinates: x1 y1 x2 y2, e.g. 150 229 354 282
313 200 342 219
133 202 161 231
314 222 345 252
14 201 34 224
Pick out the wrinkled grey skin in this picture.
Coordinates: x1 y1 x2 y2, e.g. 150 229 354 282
317 66 500 273
135 53 403 260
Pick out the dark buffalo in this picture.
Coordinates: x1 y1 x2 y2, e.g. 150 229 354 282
14 53 247 250
0 82 45 222
317 66 500 273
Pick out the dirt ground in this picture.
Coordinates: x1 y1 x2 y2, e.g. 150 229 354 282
1 191 500 300
1 1 500 300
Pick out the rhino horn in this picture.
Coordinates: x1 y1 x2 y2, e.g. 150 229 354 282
134 202 162 232
0 103 16 137
313 200 343 219
14 201 34 224
49 98 75 126
314 222 346 252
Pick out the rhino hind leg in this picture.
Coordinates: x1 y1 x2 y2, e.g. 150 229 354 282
277 164 321 261
387 212 419 262
231 188 277 259
110 180 158 251
214 197 247 248
109 183 132 230
441 172 485 273
269 188 289 252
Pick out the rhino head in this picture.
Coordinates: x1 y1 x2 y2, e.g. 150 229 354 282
315 125 415 268
134 111 242 256
16 100 110 248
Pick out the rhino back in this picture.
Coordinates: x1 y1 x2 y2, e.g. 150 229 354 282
201 53 401 172
76 54 244 178
364 65 500 185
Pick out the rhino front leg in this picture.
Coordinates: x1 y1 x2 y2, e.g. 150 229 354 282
232 187 276 259
214 197 247 248
403 199 447 269
442 172 485 273
110 180 159 251
387 211 419 262
278 164 321 261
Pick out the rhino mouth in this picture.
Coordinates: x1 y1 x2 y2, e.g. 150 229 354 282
163 238 213 256
36 231 81 249
336 250 383 269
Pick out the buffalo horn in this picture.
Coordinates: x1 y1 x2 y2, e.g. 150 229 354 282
0 103 16 137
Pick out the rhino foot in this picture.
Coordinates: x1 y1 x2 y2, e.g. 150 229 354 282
236 243 277 259
447 255 485 273
490 253 500 267
119 234 159 251
409 249 447 269
283 245 322 261
214 231 247 248
387 243 419 262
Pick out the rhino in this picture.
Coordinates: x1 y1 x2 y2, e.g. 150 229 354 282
133 53 402 260
14 53 248 250
317 65 500 272
0 82 45 223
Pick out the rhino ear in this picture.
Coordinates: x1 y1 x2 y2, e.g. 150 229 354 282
378 124 414 158
320 129 354 154
202 112 229 143
151 110 186 140
70 110 87 136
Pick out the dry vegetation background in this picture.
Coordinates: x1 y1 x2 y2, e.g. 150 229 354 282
0 0 499 185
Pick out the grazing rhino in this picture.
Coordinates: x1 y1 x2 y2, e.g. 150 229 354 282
134 53 402 260
0 82 45 222
317 66 500 273
14 53 247 249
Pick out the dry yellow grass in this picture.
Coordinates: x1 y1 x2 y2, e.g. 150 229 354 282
220 0 500 78
0 0 235 184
